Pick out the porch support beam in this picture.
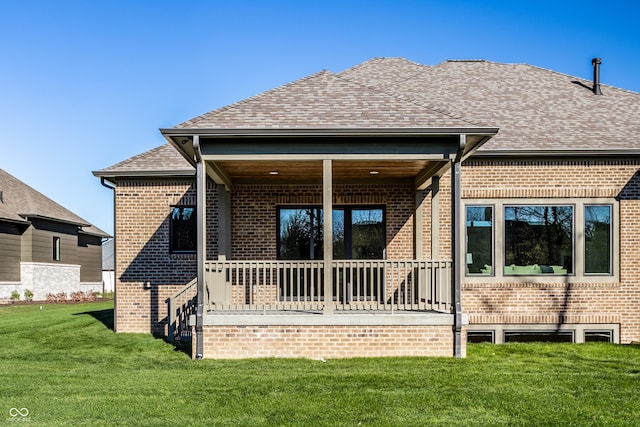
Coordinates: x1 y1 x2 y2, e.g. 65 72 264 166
194 135 206 360
452 135 466 358
415 160 450 191
207 161 232 191
322 159 334 315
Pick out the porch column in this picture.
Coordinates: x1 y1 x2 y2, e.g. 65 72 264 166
414 190 424 259
430 176 440 259
452 135 465 358
217 183 231 259
323 159 334 315
194 136 206 359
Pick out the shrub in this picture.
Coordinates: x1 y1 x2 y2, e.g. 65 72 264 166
70 291 96 302
23 289 34 301
10 290 20 301
46 292 67 303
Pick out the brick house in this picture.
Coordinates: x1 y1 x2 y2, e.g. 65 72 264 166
0 169 109 301
94 57 640 358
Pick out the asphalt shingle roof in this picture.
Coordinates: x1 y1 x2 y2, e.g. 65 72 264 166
0 169 109 236
94 144 194 176
338 58 640 151
97 57 640 174
175 70 484 129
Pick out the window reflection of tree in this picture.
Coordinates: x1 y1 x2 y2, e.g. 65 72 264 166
171 207 196 252
505 206 572 269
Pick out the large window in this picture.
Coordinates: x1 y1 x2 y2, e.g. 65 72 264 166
277 206 384 260
170 206 196 253
504 205 573 275
464 199 616 280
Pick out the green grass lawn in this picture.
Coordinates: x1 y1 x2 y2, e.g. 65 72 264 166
1 301 639 426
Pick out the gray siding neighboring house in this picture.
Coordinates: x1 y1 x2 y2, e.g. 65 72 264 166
0 169 110 301
101 238 115 293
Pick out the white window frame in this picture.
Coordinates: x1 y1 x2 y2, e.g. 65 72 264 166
462 198 619 284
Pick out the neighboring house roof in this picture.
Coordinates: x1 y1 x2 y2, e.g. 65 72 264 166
97 57 640 174
94 144 194 178
0 169 110 237
102 238 114 271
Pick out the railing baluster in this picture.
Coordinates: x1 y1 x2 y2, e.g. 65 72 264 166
200 259 452 313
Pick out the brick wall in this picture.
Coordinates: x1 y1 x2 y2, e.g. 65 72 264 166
114 179 422 334
114 177 219 335
461 159 640 343
197 324 455 359
231 183 416 259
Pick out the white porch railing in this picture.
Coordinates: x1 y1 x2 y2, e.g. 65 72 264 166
204 259 452 313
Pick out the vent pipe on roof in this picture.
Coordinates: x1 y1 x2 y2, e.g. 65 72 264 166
592 58 603 95
0 190 3 203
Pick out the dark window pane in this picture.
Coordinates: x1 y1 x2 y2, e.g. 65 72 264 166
351 208 384 259
584 330 612 343
466 206 493 275
504 331 573 343
278 208 323 260
277 207 384 260
504 205 573 275
467 331 494 343
333 209 345 259
585 205 612 274
170 206 196 253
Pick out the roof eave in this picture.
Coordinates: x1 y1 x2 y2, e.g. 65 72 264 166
0 216 30 226
160 127 500 137
92 169 195 179
161 127 500 168
19 213 89 228
78 228 112 239
474 149 640 158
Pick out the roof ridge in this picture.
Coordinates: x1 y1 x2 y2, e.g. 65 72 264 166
338 56 429 77
175 70 335 128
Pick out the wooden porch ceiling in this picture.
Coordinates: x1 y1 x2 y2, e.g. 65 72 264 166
215 159 441 183
161 129 498 189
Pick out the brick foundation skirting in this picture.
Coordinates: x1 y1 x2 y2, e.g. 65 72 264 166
195 324 459 359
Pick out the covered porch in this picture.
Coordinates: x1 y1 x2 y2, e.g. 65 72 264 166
163 128 496 358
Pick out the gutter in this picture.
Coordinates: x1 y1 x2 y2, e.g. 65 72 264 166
99 177 116 190
453 135 466 358
93 170 194 180
194 136 205 360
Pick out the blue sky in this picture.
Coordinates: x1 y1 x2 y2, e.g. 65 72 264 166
1 0 639 236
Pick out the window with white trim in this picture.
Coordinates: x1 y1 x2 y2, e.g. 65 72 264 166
53 236 61 261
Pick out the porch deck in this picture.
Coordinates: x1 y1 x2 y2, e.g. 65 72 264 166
168 259 454 341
